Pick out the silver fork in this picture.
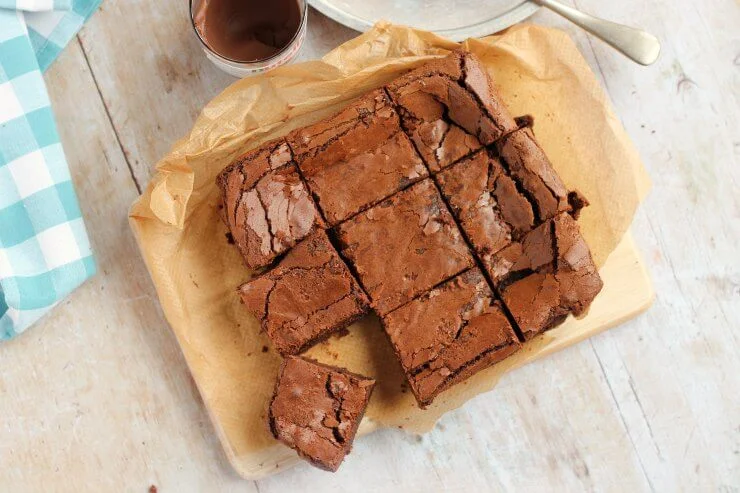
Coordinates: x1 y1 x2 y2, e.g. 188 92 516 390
535 0 661 65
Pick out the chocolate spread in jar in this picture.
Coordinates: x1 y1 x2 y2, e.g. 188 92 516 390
193 0 301 62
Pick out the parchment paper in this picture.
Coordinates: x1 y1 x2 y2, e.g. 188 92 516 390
129 22 650 460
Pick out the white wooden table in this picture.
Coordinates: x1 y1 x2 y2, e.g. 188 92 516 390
2 1 738 491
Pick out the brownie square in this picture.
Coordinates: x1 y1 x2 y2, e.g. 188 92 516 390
218 138 324 269
268 356 376 472
495 127 574 223
336 179 475 315
386 51 517 172
437 148 535 261
489 213 603 340
382 268 521 407
288 89 428 225
238 230 369 355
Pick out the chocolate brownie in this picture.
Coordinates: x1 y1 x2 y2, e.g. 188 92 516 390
437 148 535 260
268 356 375 471
386 51 517 172
495 127 573 223
288 90 428 225
382 268 521 407
238 230 369 355
336 179 474 315
488 213 603 339
218 139 324 269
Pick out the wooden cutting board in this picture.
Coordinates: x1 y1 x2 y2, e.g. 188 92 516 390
127 25 655 478
186 231 653 479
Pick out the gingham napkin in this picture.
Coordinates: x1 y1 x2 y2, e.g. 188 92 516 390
0 0 100 341
0 0 72 12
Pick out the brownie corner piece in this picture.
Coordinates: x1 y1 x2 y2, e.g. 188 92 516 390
382 268 521 407
335 178 474 315
458 51 516 136
238 229 369 355
217 138 292 189
386 50 517 172
493 213 603 340
218 140 324 269
268 356 376 472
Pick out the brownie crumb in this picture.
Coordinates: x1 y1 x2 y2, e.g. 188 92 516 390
334 327 351 339
567 190 589 219
261 346 269 353
514 114 535 129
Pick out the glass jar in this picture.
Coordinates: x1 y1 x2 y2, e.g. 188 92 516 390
189 0 308 78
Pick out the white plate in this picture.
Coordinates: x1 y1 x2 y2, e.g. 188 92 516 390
308 0 540 41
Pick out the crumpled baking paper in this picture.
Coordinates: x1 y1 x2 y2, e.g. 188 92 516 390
130 22 650 478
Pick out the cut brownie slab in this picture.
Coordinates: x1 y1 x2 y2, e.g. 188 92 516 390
268 356 375 472
386 51 517 172
336 179 475 315
488 213 603 340
382 268 521 407
238 230 369 355
288 89 428 225
495 127 573 223
437 148 535 261
218 138 324 269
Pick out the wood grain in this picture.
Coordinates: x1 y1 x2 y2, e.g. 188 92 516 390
1 0 738 491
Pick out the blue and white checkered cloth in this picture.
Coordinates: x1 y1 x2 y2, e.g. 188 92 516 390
0 0 100 341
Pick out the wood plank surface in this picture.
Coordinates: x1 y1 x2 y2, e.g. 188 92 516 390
0 0 738 491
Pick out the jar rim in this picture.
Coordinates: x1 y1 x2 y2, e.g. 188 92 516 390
189 0 308 66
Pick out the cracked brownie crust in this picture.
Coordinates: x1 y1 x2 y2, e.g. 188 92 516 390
268 356 376 472
437 148 536 260
288 90 428 225
492 213 603 339
495 127 573 223
238 230 369 355
382 268 521 407
218 140 324 269
387 51 517 172
336 179 475 315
